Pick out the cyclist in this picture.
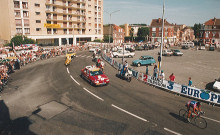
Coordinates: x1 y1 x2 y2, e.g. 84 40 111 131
186 101 202 122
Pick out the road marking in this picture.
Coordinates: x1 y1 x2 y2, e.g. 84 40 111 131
164 128 182 135
67 68 70 74
111 104 148 122
81 55 86 57
83 88 104 101
70 75 80 86
76 56 79 58
202 116 220 124
87 56 91 58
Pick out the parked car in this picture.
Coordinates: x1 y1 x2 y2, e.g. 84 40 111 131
135 46 144 51
182 45 189 49
199 46 206 50
81 65 110 86
132 56 156 67
112 50 135 58
209 45 215 51
158 49 173 56
172 49 183 56
213 77 220 92
125 47 135 52
89 47 101 52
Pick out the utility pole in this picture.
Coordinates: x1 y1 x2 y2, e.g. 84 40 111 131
159 0 165 73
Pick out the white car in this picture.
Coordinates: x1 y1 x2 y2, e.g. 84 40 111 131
89 47 100 52
213 78 220 92
112 50 135 58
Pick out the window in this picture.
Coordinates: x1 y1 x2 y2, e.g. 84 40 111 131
152 27 156 32
46 5 50 10
14 11 21 17
16 28 22 34
35 3 40 7
24 28 30 34
36 28 41 31
88 11 91 14
88 4 91 8
36 20 41 23
89 23 92 26
35 12 40 15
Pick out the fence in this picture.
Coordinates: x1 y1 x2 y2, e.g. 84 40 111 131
102 52 220 105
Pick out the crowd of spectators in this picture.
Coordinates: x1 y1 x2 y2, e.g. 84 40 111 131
0 45 88 92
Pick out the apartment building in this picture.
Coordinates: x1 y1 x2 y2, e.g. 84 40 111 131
199 17 220 46
0 0 103 46
103 24 125 44
149 18 175 44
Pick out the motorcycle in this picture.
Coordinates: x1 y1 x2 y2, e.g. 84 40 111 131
64 56 71 66
116 69 132 82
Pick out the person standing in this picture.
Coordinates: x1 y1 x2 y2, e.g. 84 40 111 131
188 77 192 86
146 65 148 75
153 65 158 78
159 70 165 80
169 73 175 82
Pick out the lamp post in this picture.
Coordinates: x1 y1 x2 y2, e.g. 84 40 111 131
159 0 165 73
104 10 120 49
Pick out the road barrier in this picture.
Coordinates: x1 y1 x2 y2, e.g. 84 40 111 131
102 52 220 105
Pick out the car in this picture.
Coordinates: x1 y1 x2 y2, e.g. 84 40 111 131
199 46 206 50
158 49 173 56
132 56 156 67
89 47 101 52
135 46 144 51
213 78 220 92
81 65 110 86
209 45 215 51
66 51 76 59
112 50 135 58
182 45 189 49
172 49 183 56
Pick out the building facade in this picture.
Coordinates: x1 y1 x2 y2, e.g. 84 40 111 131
103 24 124 44
0 0 103 46
174 24 195 43
124 24 148 37
149 18 175 44
199 18 220 46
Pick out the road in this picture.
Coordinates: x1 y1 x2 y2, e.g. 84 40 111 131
0 51 220 135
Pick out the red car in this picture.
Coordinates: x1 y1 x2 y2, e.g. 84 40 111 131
81 65 110 86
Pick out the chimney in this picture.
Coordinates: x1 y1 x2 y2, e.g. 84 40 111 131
158 18 161 23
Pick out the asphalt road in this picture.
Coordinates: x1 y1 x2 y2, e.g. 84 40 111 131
0 51 220 135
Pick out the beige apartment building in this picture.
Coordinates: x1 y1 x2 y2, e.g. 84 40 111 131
0 0 103 46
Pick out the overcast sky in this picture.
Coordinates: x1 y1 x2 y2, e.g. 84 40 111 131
103 0 220 26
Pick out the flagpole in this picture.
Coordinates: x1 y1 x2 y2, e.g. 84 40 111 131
159 0 165 73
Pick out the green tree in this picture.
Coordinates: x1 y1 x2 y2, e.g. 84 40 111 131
103 35 113 43
9 35 36 49
130 28 134 41
137 27 149 41
193 23 201 39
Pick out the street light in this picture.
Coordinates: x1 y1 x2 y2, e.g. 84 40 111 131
159 0 165 73
104 10 120 49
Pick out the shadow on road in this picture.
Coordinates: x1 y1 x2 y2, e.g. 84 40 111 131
0 100 36 135
169 112 187 123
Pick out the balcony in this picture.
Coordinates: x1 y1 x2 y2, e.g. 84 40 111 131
16 23 22 26
14 4 20 8
24 23 29 26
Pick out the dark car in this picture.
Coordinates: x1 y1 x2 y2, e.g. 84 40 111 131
135 46 144 51
182 45 189 49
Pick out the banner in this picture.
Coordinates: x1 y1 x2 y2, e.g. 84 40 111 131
44 23 61 28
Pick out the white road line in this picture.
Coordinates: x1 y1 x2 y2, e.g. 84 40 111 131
111 104 149 122
202 116 220 124
70 75 80 86
81 55 86 57
83 88 104 101
164 128 182 135
76 56 79 57
87 56 91 58
67 68 70 74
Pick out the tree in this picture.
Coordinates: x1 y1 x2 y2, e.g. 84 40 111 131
103 35 113 43
193 23 201 39
9 35 36 48
130 28 134 42
137 27 149 41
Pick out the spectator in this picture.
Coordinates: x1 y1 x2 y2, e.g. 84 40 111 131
169 73 175 82
153 65 158 78
188 77 192 86
146 65 148 75
159 70 165 80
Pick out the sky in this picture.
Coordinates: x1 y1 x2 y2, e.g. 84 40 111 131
103 0 220 26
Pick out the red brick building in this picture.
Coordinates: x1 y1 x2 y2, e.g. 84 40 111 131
103 24 125 44
174 24 195 43
149 18 175 44
199 18 220 47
